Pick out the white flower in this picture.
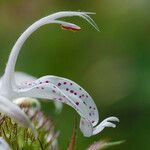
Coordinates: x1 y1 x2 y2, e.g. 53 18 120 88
0 11 119 137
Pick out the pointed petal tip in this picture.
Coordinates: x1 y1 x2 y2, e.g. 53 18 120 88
106 116 120 122
113 117 120 122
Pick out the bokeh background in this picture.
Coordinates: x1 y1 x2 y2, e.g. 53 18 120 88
0 0 150 149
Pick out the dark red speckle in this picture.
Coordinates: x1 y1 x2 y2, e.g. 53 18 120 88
64 82 67 85
74 92 77 95
52 90 56 93
70 90 74 93
66 88 69 91
75 102 79 106
58 83 61 86
45 81 49 83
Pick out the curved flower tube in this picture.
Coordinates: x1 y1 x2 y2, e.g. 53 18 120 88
0 11 119 137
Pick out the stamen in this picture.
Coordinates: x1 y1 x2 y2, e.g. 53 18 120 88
61 24 81 31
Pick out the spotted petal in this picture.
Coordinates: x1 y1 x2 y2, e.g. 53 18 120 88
12 72 63 113
13 75 99 135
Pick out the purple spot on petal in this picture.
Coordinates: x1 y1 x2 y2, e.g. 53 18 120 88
66 88 69 91
58 83 61 86
92 121 95 123
64 82 67 85
45 81 49 83
74 92 77 95
70 83 73 85
70 90 74 93
76 102 79 106
52 90 56 93
89 106 92 109
83 101 87 105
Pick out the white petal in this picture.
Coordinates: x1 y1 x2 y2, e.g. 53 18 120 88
0 72 36 89
13 72 36 86
12 72 60 111
0 95 36 137
93 116 119 135
14 75 99 132
80 118 93 137
0 137 11 150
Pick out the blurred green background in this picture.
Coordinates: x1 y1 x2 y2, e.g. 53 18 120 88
0 0 150 149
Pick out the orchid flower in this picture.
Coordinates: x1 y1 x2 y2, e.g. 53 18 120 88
0 11 119 137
